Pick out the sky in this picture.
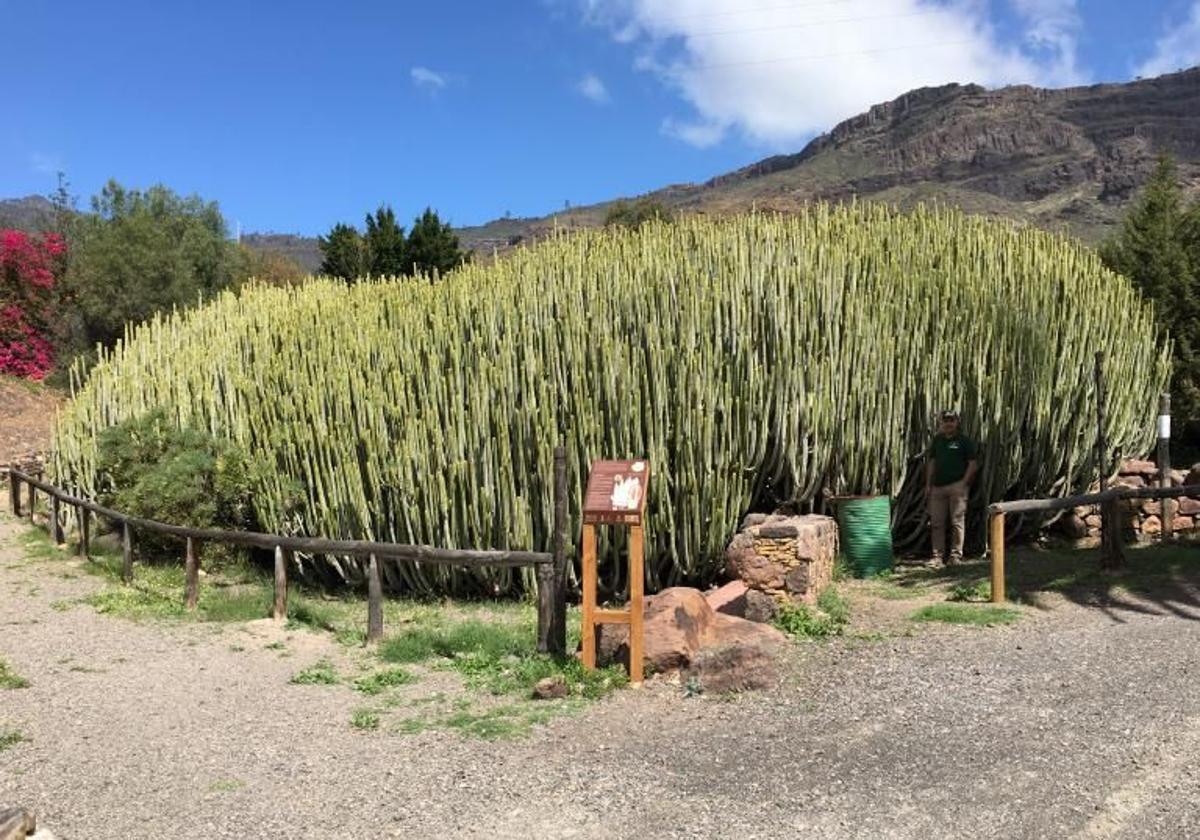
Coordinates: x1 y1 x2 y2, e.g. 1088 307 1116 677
5 0 1200 236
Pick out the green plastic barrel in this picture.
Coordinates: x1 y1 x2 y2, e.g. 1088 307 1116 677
836 495 893 577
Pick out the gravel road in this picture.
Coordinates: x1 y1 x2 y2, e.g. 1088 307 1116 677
2 513 1199 839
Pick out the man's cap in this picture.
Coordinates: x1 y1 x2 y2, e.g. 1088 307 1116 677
940 409 960 421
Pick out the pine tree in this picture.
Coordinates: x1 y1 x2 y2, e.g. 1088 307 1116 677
363 205 407 277
1101 155 1200 434
318 223 366 282
405 208 468 277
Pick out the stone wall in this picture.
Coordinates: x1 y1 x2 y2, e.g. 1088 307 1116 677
724 513 839 606
1056 460 1200 545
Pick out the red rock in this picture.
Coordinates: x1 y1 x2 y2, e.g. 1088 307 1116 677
1113 475 1146 489
1179 497 1200 516
1142 515 1162 535
1175 516 1194 530
705 580 748 618
1140 499 1162 516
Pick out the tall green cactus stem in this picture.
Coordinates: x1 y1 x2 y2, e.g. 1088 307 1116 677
51 205 1170 594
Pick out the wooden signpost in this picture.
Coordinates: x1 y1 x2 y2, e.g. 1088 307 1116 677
580 459 650 685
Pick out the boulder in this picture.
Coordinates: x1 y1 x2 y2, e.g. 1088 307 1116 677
532 675 568 700
743 588 778 623
705 580 748 617
0 808 35 840
1179 497 1200 516
1058 512 1088 538
594 587 786 691
1140 499 1162 516
1175 516 1194 530
1142 515 1162 536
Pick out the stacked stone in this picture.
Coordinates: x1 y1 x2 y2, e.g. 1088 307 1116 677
1057 460 1200 544
724 513 839 608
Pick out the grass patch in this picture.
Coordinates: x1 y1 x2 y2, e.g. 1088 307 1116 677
289 659 339 685
0 729 26 751
773 586 850 639
379 617 626 700
910 603 1021 626
350 708 380 730
0 658 30 689
353 667 416 695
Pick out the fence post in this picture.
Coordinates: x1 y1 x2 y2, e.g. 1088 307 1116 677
367 553 383 643
50 494 63 545
1100 495 1125 571
184 537 199 611
550 445 568 657
989 511 1005 603
1158 393 1173 540
8 471 19 517
78 507 89 558
121 521 133 583
28 481 36 523
536 560 555 654
273 546 288 621
1095 352 1109 492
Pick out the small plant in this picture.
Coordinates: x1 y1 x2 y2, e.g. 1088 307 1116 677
947 579 992 602
354 667 416 695
0 658 29 689
910 604 1020 626
208 779 245 793
289 658 339 685
350 708 380 730
0 729 27 751
773 586 849 639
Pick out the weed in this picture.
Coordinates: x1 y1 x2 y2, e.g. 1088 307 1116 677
910 604 1020 626
354 667 417 695
773 586 849 639
289 659 339 685
0 659 29 689
208 779 245 793
0 730 26 751
264 641 286 651
49 599 72 612
351 708 380 730
947 579 992 602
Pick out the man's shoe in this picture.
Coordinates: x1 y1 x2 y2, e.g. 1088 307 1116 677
927 555 945 569
947 554 963 566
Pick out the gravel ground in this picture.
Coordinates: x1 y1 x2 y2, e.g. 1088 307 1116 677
2 513 1200 839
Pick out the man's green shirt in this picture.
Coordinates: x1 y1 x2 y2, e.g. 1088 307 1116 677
929 434 977 487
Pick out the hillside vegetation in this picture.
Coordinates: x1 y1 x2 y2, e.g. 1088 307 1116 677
51 206 1167 595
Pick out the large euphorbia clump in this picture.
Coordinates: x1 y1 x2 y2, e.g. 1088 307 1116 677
51 206 1169 595
1 229 65 379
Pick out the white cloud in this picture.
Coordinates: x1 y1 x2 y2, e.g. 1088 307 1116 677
1010 0 1085 86
1137 2 1200 78
411 66 448 93
582 0 1089 148
578 72 611 103
29 151 62 175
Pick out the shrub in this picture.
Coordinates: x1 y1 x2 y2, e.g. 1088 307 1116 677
0 229 65 379
773 586 849 639
94 409 259 563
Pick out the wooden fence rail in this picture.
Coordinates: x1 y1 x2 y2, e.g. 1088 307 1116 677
986 482 1200 603
4 453 570 655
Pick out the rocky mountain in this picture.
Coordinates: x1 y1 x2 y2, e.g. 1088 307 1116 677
0 196 55 232
482 66 1200 250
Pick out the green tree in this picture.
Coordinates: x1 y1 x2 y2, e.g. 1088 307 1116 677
363 205 407 277
405 207 468 277
1100 155 1200 434
603 197 672 229
318 222 366 282
63 180 237 354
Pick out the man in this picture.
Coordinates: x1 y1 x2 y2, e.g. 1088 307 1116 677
925 410 978 567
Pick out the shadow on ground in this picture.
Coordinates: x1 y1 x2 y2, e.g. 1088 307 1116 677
888 538 1200 624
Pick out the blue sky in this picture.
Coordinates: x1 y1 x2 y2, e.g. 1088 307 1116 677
5 0 1200 236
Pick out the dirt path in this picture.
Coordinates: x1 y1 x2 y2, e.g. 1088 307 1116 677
3 512 1200 839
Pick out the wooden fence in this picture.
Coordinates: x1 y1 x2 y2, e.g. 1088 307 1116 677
4 449 570 656
987 481 1200 603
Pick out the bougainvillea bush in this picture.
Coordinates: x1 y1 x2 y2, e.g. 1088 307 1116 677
0 229 65 379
